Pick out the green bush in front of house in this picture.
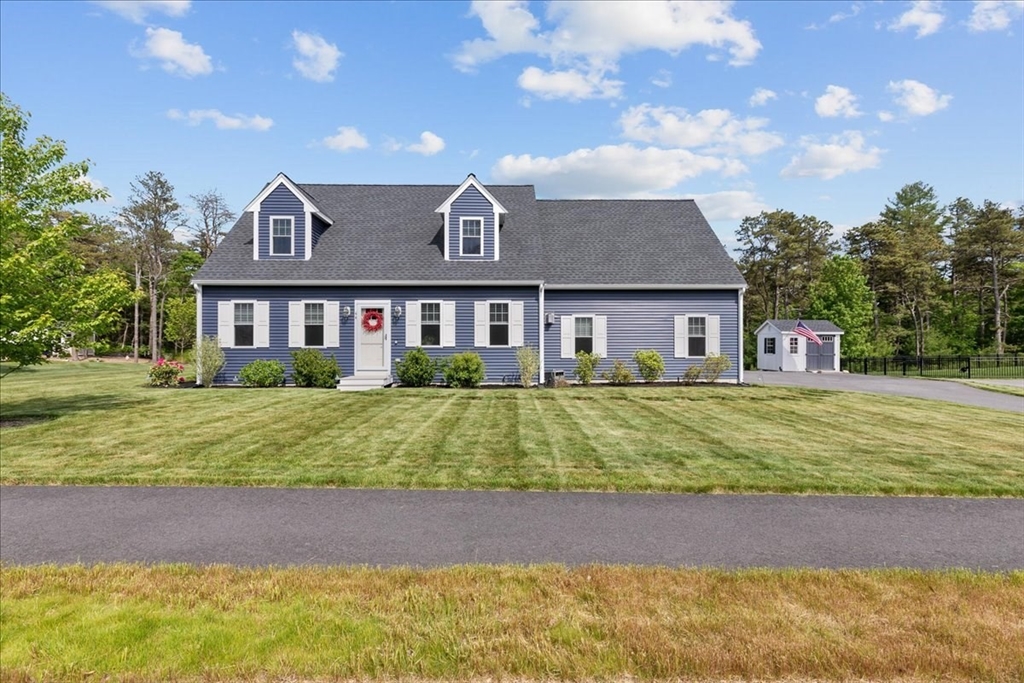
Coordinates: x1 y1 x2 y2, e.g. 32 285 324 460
396 347 440 387
602 359 635 385
701 353 733 383
291 349 340 388
194 335 225 387
515 345 540 387
442 352 486 388
632 349 665 382
239 359 286 387
573 351 602 385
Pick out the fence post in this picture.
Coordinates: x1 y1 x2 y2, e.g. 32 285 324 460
967 356 971 380
863 358 867 375
883 357 887 375
918 356 923 376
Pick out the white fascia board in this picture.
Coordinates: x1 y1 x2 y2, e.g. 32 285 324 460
434 175 509 215
243 172 334 226
193 279 545 287
544 283 747 291
754 320 778 335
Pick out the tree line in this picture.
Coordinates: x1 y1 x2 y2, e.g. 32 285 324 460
737 181 1024 366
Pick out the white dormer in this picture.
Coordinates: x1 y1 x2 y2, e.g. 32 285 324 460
434 174 508 262
243 172 333 261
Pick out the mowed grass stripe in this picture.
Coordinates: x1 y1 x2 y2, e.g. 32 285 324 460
1 564 1021 682
1 362 1021 496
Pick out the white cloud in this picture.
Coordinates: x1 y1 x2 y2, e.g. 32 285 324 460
78 175 112 203
133 27 212 77
93 0 190 24
878 110 895 122
887 79 952 116
322 126 369 152
814 85 862 118
686 190 770 220
749 87 777 107
619 104 783 156
291 30 342 82
492 143 746 198
806 2 863 29
167 108 273 131
889 0 945 37
517 66 623 100
781 131 883 180
406 131 446 156
651 69 672 88
968 0 1024 31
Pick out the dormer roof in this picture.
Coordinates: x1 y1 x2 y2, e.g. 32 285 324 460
434 173 508 215
244 172 334 225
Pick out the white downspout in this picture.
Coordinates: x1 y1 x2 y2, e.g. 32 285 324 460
538 282 545 386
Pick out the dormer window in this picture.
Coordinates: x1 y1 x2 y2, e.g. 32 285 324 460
271 217 294 256
461 217 482 256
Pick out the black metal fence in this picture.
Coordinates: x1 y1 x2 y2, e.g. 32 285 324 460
841 354 1024 379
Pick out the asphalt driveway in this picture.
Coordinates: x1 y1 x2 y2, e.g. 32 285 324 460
2 486 1021 570
749 370 1024 412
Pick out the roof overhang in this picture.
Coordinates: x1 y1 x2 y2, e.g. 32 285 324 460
545 283 746 291
434 174 509 215
192 279 544 287
243 172 334 225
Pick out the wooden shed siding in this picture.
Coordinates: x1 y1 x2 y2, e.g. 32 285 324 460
543 289 741 381
202 285 539 384
448 185 495 260
258 184 306 259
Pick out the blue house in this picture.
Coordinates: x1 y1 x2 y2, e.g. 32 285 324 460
192 173 747 388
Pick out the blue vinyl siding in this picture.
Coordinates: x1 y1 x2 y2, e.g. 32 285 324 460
311 216 329 249
448 185 495 260
543 290 741 382
258 185 306 259
202 285 539 385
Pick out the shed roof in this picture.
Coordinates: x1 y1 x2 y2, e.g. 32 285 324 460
760 319 845 334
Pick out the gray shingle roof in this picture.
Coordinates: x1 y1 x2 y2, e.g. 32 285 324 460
765 320 845 333
194 183 745 287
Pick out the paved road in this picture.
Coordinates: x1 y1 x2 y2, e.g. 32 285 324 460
749 370 1024 412
2 486 1021 570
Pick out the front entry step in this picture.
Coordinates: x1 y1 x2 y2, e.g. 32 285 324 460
337 373 391 392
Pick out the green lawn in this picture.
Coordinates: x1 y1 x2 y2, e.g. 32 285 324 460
1 361 1022 496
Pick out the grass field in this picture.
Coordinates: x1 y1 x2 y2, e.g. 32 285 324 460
2 564 1021 682
1 361 1022 496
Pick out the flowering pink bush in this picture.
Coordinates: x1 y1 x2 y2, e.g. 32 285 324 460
148 358 186 387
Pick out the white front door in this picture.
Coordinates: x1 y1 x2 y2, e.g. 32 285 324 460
354 300 389 373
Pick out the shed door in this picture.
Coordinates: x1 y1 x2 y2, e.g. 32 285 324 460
807 335 835 370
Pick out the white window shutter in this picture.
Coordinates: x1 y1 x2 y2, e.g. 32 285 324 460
255 301 270 348
218 301 233 348
474 301 487 347
674 315 687 358
560 316 573 358
406 301 421 347
594 315 608 358
325 302 340 347
707 315 720 356
510 301 524 347
288 301 303 347
441 301 456 347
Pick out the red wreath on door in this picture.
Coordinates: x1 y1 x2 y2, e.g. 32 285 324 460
361 309 384 333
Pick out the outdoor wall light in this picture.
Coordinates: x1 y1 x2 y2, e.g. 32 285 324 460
393 306 403 317
342 306 352 317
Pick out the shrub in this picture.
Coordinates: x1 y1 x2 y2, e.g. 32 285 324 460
701 353 733 383
602 358 635 385
574 351 602 385
291 349 340 388
194 335 225 387
239 359 286 387
681 365 703 385
395 347 439 387
515 345 540 388
147 358 185 387
442 352 486 388
632 349 665 382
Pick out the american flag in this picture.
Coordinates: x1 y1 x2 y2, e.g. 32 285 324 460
794 320 823 346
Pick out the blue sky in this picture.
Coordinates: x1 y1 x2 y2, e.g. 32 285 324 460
1 0 1022 248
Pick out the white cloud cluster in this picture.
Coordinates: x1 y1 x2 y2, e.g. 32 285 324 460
321 127 369 152
406 131 446 156
619 104 783 156
455 1 761 101
888 0 945 37
781 131 883 180
968 0 1024 32
814 85 861 118
291 30 342 82
167 109 273 131
651 69 672 88
806 2 863 29
887 79 952 116
93 0 190 24
133 27 212 77
748 87 777 107
686 190 770 220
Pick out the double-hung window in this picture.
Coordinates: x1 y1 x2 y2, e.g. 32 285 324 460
271 217 293 255
305 303 324 347
789 336 799 354
461 218 482 256
234 303 254 347
764 337 776 354
489 302 509 346
420 302 442 347
688 316 707 357
574 316 594 354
